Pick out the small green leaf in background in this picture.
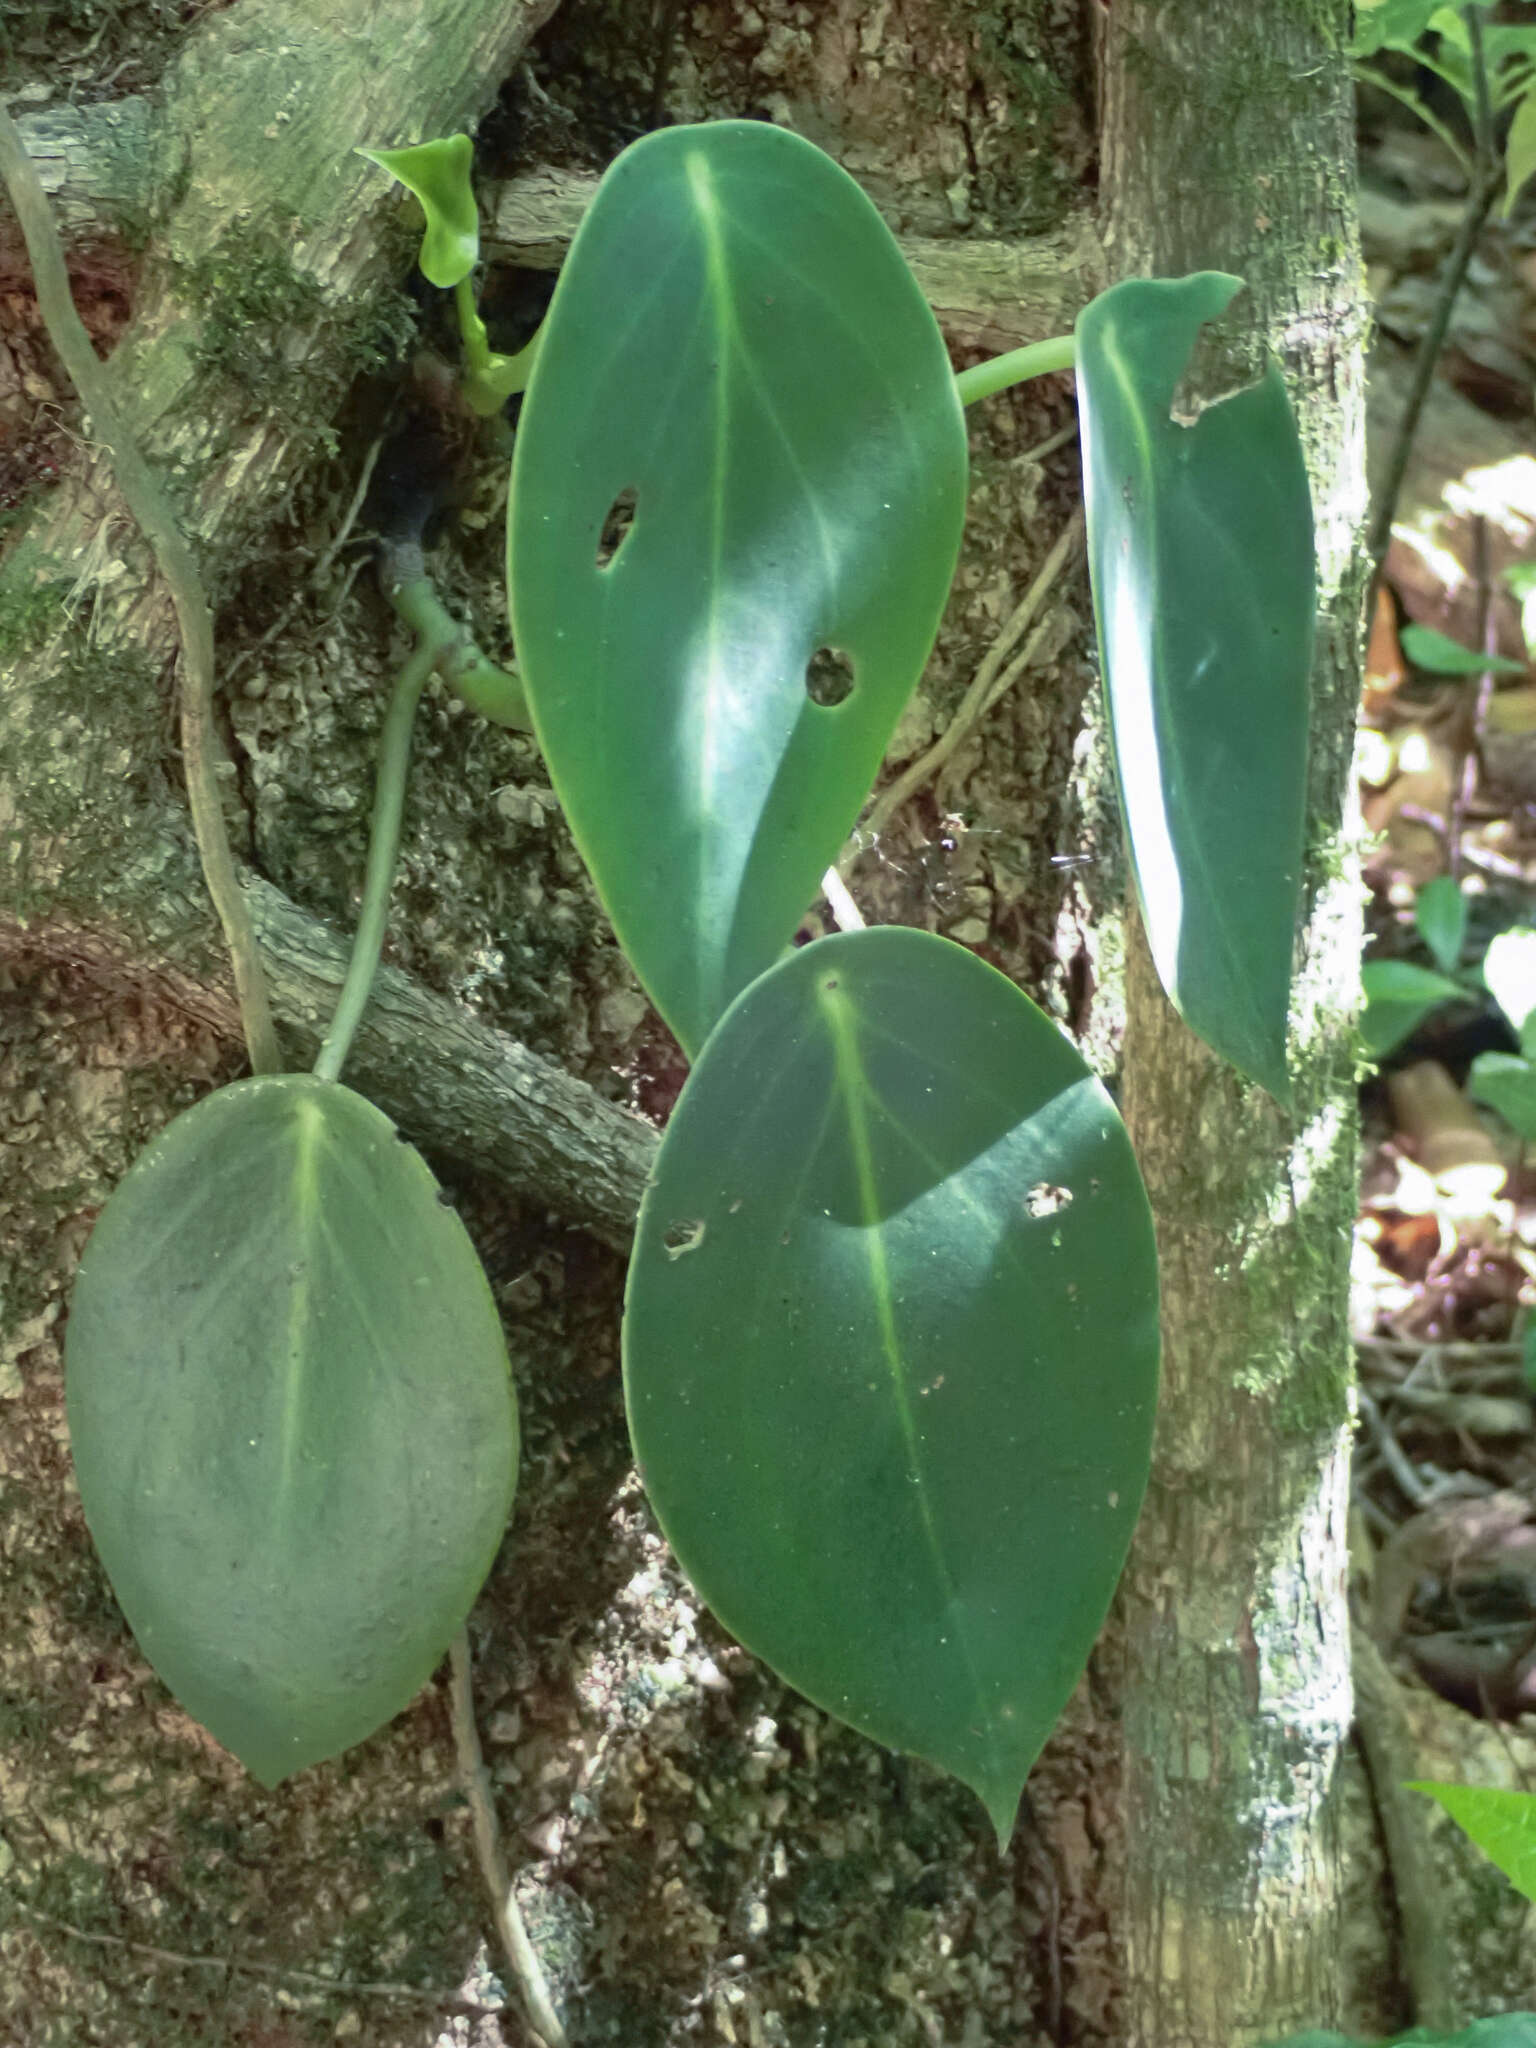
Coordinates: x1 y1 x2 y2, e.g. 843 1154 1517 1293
625 926 1159 1844
1506 564 1536 660
1415 874 1467 976
1468 1051 1536 1142
1350 0 1442 55
1359 958 1463 1059
1399 622 1525 678
358 133 479 288
1505 86 1536 216
1075 273 1314 1104
66 1076 518 1785
1409 1782 1536 1905
509 121 968 1057
1522 1315 1536 1395
1264 2016 1536 2048
1483 927 1536 1050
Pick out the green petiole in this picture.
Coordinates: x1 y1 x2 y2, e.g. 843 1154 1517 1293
311 630 440 1086
453 277 543 417
954 333 1075 408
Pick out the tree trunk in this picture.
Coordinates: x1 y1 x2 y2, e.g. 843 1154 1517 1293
1102 7 1369 2043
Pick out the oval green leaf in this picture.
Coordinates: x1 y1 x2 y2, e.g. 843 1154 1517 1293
1400 622 1525 678
1359 957 1464 1059
66 1076 518 1785
624 927 1159 1842
508 121 968 1057
1415 874 1468 976
1469 1051 1536 1141
1076 273 1315 1103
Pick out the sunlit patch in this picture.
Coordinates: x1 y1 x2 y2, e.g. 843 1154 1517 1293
1106 566 1184 983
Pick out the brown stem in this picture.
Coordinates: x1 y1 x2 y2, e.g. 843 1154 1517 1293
0 103 282 1075
1367 8 1499 571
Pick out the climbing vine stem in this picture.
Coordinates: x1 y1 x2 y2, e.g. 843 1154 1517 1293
311 629 443 1084
0 104 282 1076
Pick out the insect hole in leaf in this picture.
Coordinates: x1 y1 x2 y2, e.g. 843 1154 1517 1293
805 645 855 706
595 486 639 569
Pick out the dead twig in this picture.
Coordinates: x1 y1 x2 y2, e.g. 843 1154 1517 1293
1366 6 1500 571
448 1630 568 2048
10 1900 482 2011
846 507 1084 864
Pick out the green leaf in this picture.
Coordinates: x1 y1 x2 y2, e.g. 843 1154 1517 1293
1483 927 1536 1044
508 121 968 1057
1359 959 1463 1059
1504 85 1536 215
1265 2019 1536 2048
1351 0 1449 56
1409 1783 1536 1905
1400 622 1525 677
624 927 1159 1843
1415 875 1468 976
1468 1051 1536 1141
358 134 479 288
66 1076 518 1785
1075 274 1314 1102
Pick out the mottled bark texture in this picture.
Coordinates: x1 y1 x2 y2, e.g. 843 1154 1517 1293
1101 6 1369 2044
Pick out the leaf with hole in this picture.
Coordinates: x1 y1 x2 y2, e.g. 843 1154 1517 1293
508 121 968 1056
1076 273 1314 1102
66 1076 519 1785
624 927 1159 1842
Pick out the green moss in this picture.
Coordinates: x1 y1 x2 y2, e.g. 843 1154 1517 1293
936 0 1086 229
180 229 327 393
0 545 69 662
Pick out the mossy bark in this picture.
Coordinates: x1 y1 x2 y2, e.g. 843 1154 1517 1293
1100 6 1369 2043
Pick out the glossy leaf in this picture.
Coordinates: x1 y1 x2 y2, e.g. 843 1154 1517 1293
66 1076 518 1785
1469 1051 1536 1142
509 121 968 1056
1415 875 1467 976
358 134 478 288
1409 1783 1536 1905
1359 958 1462 1059
1076 273 1314 1103
1400 622 1524 678
624 927 1159 1842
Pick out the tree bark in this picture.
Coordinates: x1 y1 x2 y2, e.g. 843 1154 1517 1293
1101 7 1369 2044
